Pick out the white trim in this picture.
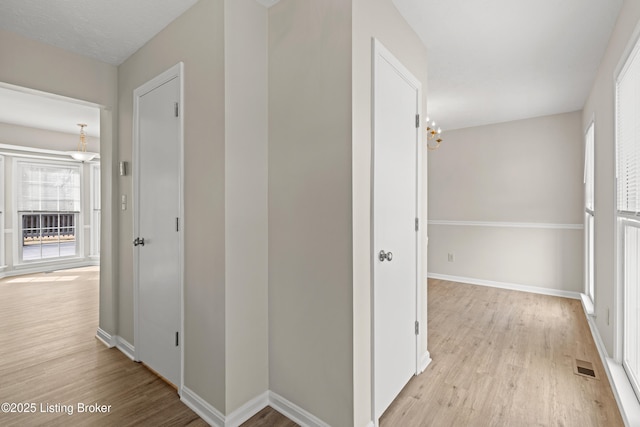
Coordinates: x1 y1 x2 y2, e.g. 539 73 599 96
427 273 581 300
269 391 331 427
95 331 135 361
583 304 640 427
0 259 96 279
0 143 100 161
363 423 375 427
419 351 432 374
580 293 595 317
225 392 269 427
116 337 135 361
132 62 185 391
181 386 225 427
96 328 116 347
427 220 583 230
4 229 11 233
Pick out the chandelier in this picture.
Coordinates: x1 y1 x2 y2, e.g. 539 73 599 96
425 117 443 151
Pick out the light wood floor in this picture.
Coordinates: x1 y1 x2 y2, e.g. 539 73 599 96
0 267 207 427
380 279 624 426
0 270 623 426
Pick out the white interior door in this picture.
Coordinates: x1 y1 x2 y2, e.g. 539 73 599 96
372 40 420 421
134 68 182 388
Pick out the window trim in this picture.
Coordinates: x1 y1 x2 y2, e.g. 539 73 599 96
13 158 84 265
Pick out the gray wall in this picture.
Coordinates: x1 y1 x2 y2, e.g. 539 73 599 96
582 0 640 357
224 0 269 414
268 1 354 426
117 0 227 411
427 112 584 294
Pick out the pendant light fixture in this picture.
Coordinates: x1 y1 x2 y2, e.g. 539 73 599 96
69 123 97 161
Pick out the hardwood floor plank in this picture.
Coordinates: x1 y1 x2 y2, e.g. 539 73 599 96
0 267 207 427
380 279 624 427
0 269 623 426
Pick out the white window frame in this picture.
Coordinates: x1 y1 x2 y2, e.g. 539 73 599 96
13 159 83 264
584 121 595 306
615 30 640 402
90 162 100 257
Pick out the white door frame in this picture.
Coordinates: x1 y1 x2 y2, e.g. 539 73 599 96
132 62 185 392
371 38 424 424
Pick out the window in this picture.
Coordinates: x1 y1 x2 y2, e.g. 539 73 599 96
616 37 640 400
90 163 100 257
585 122 595 304
16 161 81 262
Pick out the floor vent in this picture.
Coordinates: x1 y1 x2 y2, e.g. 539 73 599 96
574 359 597 379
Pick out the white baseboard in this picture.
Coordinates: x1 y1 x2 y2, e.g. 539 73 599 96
269 391 330 427
95 329 136 361
583 308 640 427
95 328 116 347
116 337 135 361
225 391 269 427
419 351 432 373
177 386 336 427
1 259 97 279
181 386 225 427
427 273 581 300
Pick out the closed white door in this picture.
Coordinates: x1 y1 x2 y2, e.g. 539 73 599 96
135 71 182 387
372 40 419 420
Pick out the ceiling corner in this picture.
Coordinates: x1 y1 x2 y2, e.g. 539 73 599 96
254 0 281 8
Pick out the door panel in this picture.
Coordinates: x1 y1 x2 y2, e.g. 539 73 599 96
373 43 419 419
137 76 181 387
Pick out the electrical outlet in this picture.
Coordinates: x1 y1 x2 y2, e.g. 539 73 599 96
447 253 454 262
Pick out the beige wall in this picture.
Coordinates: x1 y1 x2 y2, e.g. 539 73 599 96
352 0 429 425
582 0 640 357
117 0 227 411
268 1 353 426
427 112 584 293
0 28 118 336
224 0 269 414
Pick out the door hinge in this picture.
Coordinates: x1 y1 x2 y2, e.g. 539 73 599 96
175 332 179 347
415 218 419 231
415 321 419 335
174 102 179 117
176 217 180 232
415 114 420 128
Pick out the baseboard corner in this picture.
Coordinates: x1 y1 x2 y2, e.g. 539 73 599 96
116 336 135 361
225 391 269 427
268 391 330 427
419 351 432 373
181 386 225 427
96 328 116 348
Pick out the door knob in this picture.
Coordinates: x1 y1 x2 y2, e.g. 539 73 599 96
133 237 145 247
379 250 393 262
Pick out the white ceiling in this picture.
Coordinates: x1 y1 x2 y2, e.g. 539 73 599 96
0 86 100 137
392 0 623 130
0 0 200 66
0 0 623 134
